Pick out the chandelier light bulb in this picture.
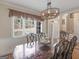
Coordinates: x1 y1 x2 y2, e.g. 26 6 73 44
42 13 45 16
48 9 51 13
56 10 58 13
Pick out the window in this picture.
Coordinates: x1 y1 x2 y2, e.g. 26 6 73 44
12 16 42 38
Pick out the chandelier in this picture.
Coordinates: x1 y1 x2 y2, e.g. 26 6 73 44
41 0 60 20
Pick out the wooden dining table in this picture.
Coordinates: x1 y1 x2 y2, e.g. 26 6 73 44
13 41 53 59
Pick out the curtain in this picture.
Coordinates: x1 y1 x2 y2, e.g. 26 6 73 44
9 9 42 21
9 9 42 34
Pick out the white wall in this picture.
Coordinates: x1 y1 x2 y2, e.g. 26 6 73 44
0 38 27 56
74 13 79 42
0 4 10 38
0 4 38 56
60 12 79 42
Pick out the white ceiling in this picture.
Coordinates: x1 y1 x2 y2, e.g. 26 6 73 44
1 0 79 12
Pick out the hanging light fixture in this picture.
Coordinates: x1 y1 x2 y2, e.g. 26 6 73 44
41 0 60 20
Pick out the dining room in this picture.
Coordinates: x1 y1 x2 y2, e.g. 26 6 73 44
0 0 79 59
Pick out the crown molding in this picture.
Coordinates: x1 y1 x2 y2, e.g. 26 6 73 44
61 7 79 15
0 0 40 16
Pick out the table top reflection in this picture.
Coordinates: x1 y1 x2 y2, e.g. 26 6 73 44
13 41 52 59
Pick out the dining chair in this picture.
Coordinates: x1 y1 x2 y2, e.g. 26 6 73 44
65 36 77 59
50 39 69 59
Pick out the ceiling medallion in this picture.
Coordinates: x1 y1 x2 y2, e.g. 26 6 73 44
41 0 60 20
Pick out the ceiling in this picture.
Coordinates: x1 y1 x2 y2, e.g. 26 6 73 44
1 0 79 12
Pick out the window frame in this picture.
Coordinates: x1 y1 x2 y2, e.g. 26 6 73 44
11 16 42 38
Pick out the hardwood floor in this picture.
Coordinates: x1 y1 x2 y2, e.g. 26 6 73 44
72 43 79 59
